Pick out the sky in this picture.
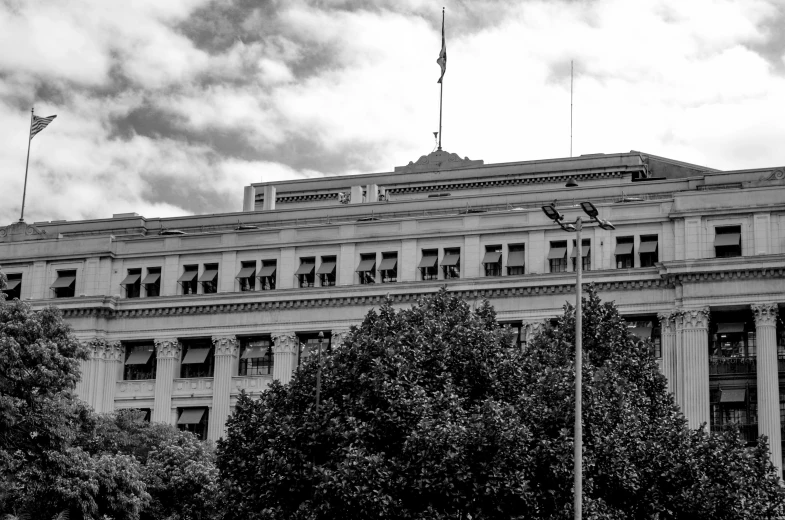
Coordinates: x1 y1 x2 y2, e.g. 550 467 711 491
1 0 784 225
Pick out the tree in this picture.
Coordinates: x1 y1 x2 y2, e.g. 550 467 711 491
218 287 785 520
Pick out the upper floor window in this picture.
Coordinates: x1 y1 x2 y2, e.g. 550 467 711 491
123 343 156 381
236 261 256 292
615 237 634 269
178 265 198 295
507 245 525 276
441 248 461 279
483 246 502 277
317 256 337 286
259 260 277 290
121 268 142 298
177 407 209 440
639 235 659 267
1 273 22 300
180 340 214 378
239 337 273 376
357 253 376 284
380 252 398 283
199 264 219 294
715 226 741 258
51 270 76 298
548 242 567 273
142 267 161 297
296 258 316 287
571 239 591 271
419 249 438 280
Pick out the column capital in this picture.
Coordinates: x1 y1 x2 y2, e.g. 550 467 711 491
154 338 182 359
272 333 298 354
675 307 710 330
657 311 679 334
84 338 122 360
212 335 239 356
331 329 351 348
751 303 779 328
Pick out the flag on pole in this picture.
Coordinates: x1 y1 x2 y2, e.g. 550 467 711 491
30 114 57 140
436 11 446 83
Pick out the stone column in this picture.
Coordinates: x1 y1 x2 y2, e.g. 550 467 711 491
86 339 107 412
657 311 678 396
209 335 239 441
272 333 298 385
752 303 782 477
677 308 711 430
101 341 123 414
152 339 181 425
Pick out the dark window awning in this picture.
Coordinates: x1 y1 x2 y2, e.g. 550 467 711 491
482 251 502 264
120 273 141 285
177 408 205 425
177 270 197 283
316 262 336 275
717 323 745 334
418 255 437 269
258 264 277 277
720 389 746 403
441 253 460 267
181 348 210 364
715 233 741 247
379 257 397 271
241 345 270 359
198 269 218 282
547 247 567 260
639 240 658 254
615 243 634 255
295 262 315 276
141 272 160 284
507 250 525 267
125 350 153 365
356 258 376 272
629 326 653 340
236 267 256 279
51 275 76 289
3 279 21 290
570 246 591 258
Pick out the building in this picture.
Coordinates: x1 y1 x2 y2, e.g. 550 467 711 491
1 149 784 473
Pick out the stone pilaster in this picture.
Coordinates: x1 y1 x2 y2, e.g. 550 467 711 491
676 307 710 430
101 341 123 414
82 338 109 412
209 335 239 441
272 333 298 385
152 339 181 425
657 311 678 396
752 303 782 478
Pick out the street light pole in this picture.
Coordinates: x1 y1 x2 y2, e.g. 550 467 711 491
315 331 324 414
574 217 582 520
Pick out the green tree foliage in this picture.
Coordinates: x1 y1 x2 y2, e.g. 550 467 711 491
218 287 785 520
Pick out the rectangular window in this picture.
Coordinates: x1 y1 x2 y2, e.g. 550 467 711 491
239 337 273 376
199 264 219 294
177 407 209 440
571 239 591 272
180 339 214 378
317 256 337 286
441 248 461 279
379 252 398 283
507 245 525 276
51 269 76 298
615 237 634 269
548 242 568 273
419 249 438 280
123 343 156 380
639 235 659 267
236 261 256 292
295 258 316 288
715 225 742 258
121 268 142 298
1 273 22 300
259 260 277 290
483 246 502 277
178 265 198 295
142 267 161 297
298 333 331 367
357 253 376 284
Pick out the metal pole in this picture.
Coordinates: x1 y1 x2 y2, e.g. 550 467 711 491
437 8 444 151
315 331 324 414
574 217 583 520
20 108 34 222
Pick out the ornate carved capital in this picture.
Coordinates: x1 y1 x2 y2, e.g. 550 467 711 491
84 338 118 359
331 329 351 348
105 341 123 362
676 307 710 330
657 311 678 334
212 335 239 356
751 303 779 328
271 333 298 355
155 338 181 359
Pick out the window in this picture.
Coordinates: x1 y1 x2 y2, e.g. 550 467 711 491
295 258 316 287
711 322 754 359
51 270 76 298
259 260 277 290
441 248 461 279
715 225 741 258
483 246 502 277
123 343 156 380
180 339 214 378
178 265 198 295
571 239 591 271
507 245 525 276
177 407 209 440
639 235 659 267
627 320 659 356
615 237 634 269
357 253 376 284
142 267 161 297
1 273 22 300
239 337 273 376
710 388 757 444
499 321 523 350
121 268 142 298
419 249 438 280
317 256 337 286
199 264 219 294
236 261 256 291
548 242 568 273
380 252 398 283
298 333 331 367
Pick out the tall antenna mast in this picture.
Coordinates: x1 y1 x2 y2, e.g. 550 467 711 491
570 60 573 158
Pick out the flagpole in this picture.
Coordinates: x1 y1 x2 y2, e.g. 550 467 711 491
437 7 444 151
20 108 33 222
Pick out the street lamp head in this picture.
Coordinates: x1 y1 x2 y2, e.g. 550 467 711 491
318 331 324 342
560 222 576 232
541 204 563 222
598 219 615 231
580 201 599 218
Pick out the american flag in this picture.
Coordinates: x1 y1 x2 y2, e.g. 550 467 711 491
436 11 447 84
30 114 57 140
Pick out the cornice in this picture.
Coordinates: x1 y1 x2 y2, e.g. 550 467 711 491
659 256 785 284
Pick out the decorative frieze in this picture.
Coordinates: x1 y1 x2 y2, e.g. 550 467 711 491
212 335 239 357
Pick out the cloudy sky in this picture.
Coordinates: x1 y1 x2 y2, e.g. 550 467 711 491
1 0 784 224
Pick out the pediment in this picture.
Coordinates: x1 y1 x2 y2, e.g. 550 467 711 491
394 149 483 173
